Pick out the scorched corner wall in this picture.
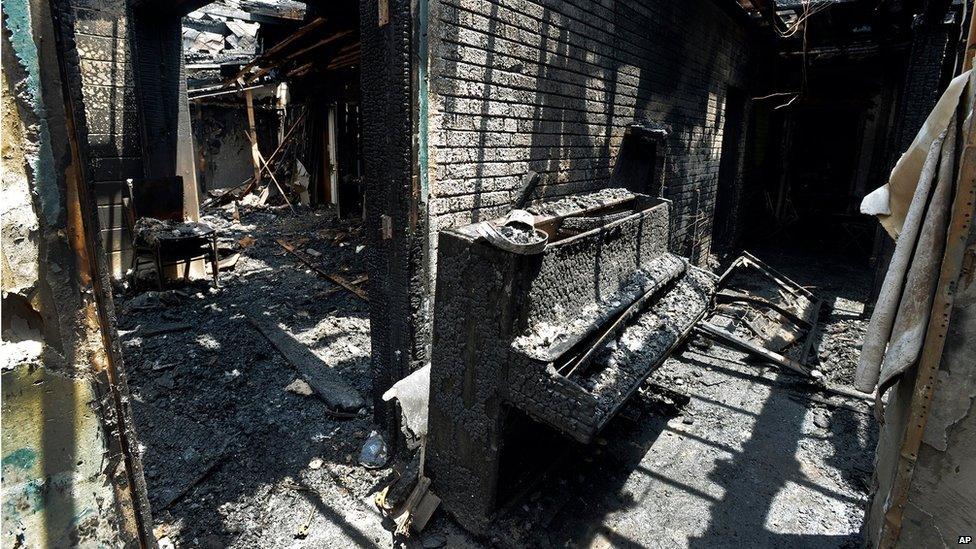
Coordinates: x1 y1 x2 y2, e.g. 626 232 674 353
424 0 764 261
1 0 153 545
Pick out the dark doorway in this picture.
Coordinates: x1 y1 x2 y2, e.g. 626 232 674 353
735 55 903 262
336 102 363 218
712 86 746 249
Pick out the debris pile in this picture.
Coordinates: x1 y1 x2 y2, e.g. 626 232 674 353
697 252 824 379
117 204 385 546
183 0 307 81
115 200 878 547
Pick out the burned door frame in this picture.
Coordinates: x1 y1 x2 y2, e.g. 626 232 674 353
39 0 159 543
125 0 430 454
711 86 747 249
36 0 210 541
360 0 431 451
25 0 425 542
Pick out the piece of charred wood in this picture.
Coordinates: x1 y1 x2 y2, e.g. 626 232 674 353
276 239 369 301
696 321 820 379
247 313 364 413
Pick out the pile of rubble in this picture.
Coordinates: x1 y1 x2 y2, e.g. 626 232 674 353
183 0 306 73
116 204 387 547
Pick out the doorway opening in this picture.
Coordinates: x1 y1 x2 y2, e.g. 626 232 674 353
711 86 746 250
114 2 392 544
736 58 902 264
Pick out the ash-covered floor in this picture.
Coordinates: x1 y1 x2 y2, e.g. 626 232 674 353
116 205 387 547
117 207 876 548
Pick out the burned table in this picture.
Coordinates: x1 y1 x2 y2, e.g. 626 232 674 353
132 219 219 289
125 177 220 289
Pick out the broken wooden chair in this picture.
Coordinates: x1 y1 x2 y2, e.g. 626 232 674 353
123 177 219 289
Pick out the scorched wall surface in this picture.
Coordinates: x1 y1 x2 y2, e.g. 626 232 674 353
67 0 146 275
427 0 759 260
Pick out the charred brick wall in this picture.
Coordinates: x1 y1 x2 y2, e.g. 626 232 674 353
129 14 185 180
62 0 189 277
426 0 759 260
889 19 955 161
66 0 145 275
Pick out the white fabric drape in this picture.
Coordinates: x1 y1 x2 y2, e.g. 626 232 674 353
855 70 973 395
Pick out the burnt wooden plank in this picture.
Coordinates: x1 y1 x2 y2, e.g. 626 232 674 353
246 313 364 413
276 238 368 301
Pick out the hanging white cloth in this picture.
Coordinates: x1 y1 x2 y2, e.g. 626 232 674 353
860 70 971 237
855 70 973 395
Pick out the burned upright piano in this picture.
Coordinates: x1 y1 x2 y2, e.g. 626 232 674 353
427 187 715 533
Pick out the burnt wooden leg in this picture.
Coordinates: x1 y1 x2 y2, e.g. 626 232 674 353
130 248 138 283
154 248 164 290
211 235 219 288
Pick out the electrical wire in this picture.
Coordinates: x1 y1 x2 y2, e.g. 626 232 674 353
774 0 834 38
